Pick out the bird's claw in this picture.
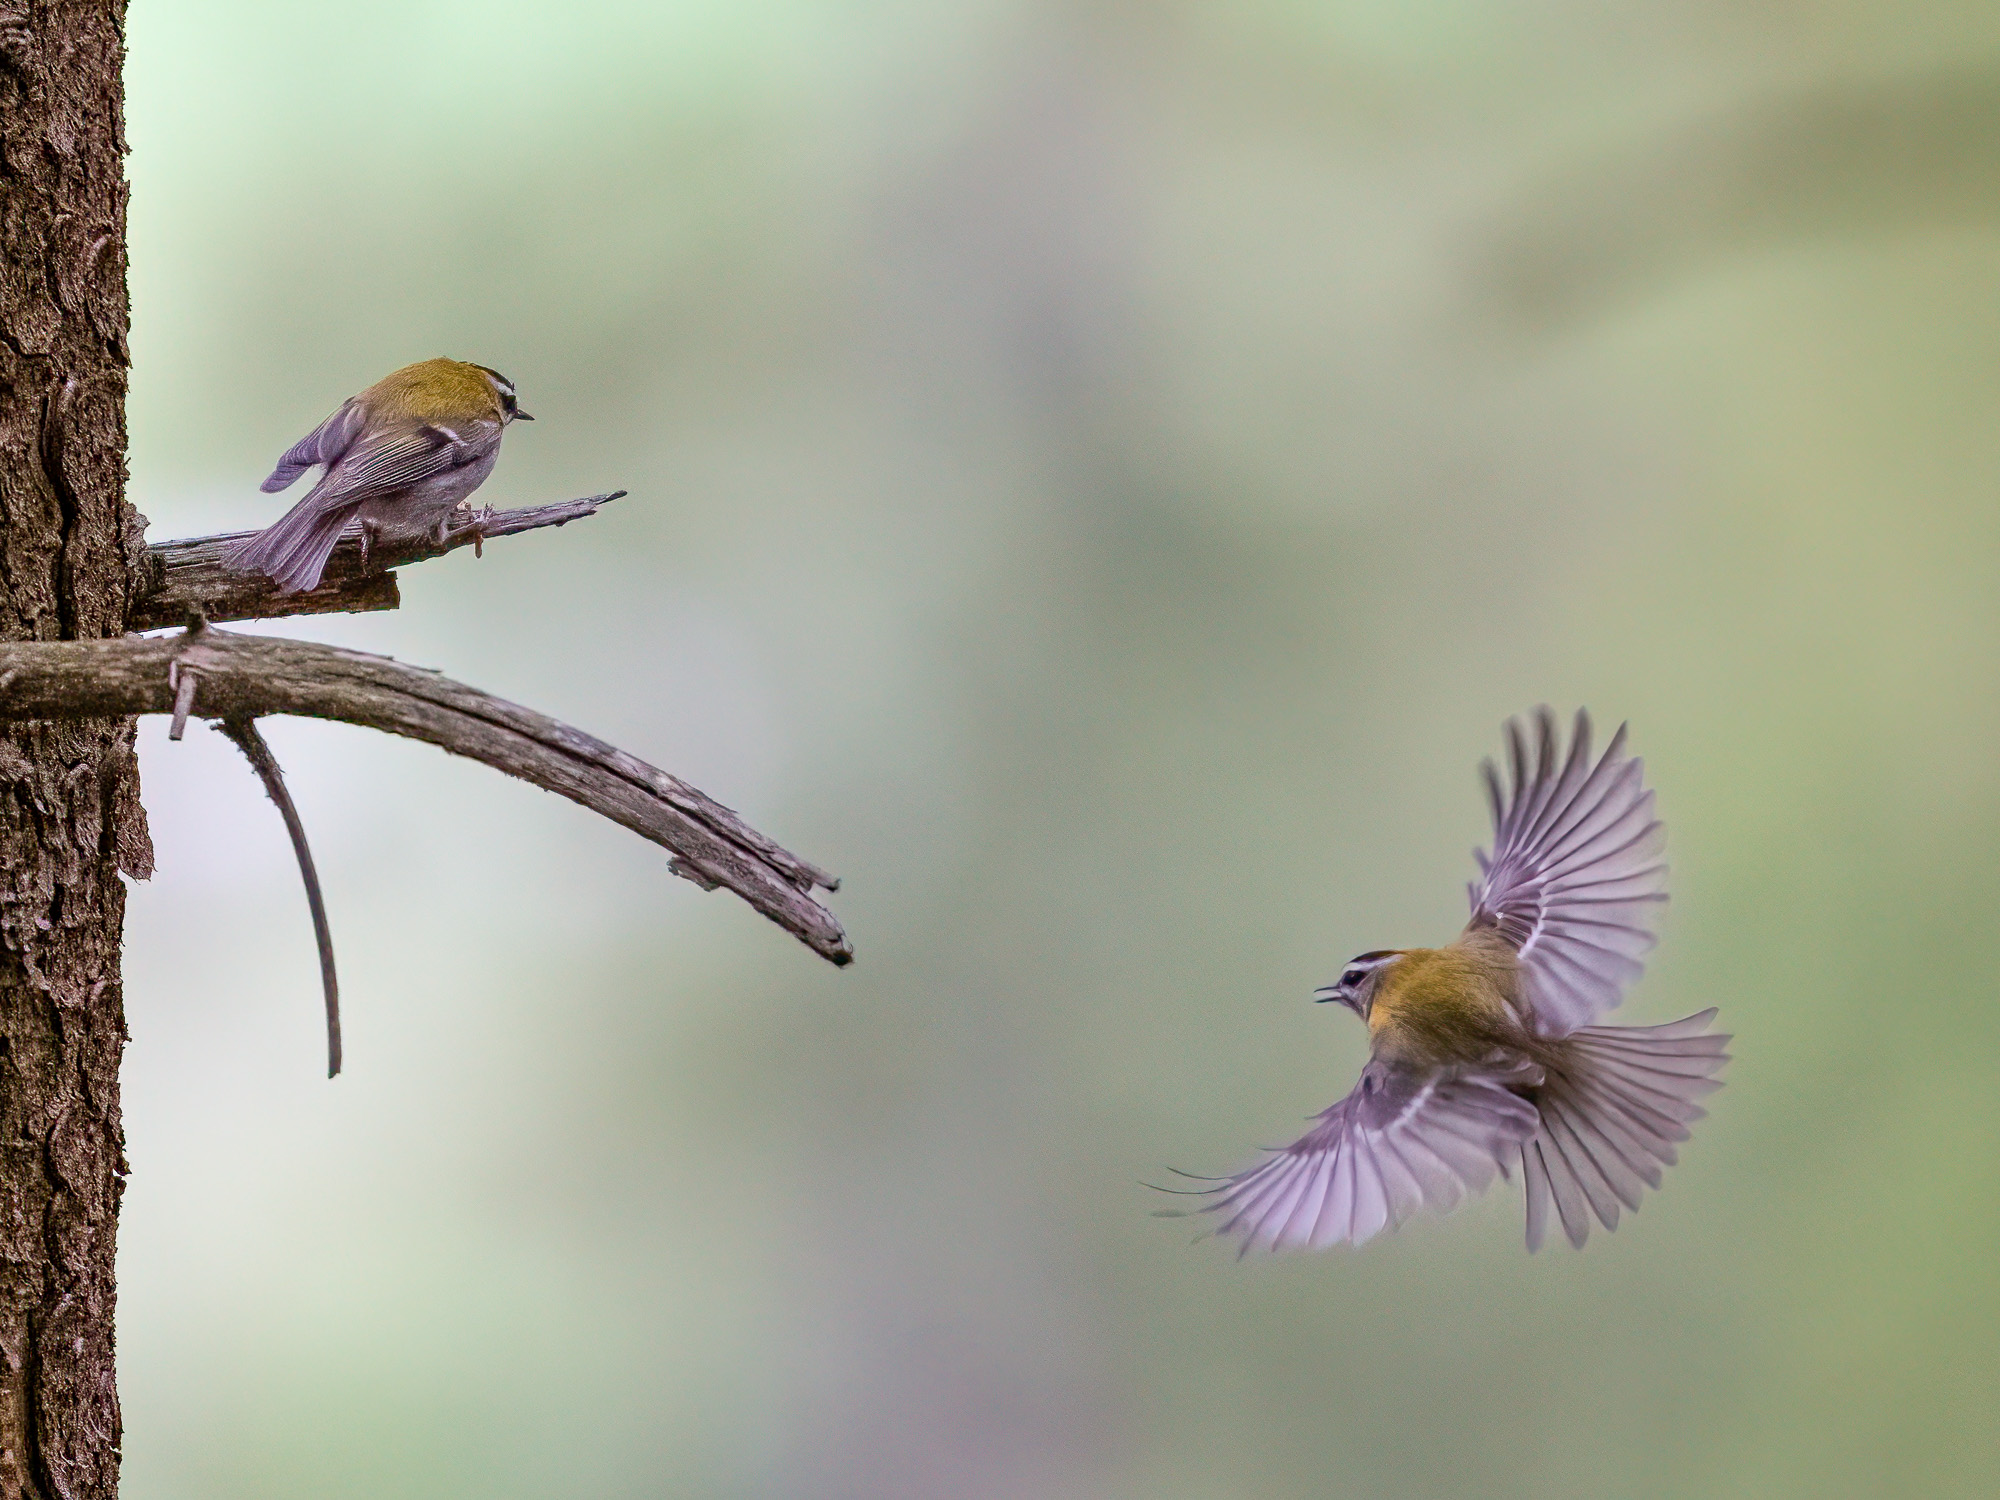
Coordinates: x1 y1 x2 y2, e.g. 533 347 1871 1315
449 500 496 558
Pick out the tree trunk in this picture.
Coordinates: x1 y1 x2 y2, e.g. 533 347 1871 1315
0 4 148 1496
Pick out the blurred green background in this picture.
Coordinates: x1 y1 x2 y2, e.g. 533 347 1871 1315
115 3 2000 1496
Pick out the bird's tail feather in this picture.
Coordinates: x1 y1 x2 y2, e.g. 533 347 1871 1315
222 500 358 595
1521 1008 1728 1251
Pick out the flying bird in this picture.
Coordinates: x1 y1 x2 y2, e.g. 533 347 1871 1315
1175 709 1727 1252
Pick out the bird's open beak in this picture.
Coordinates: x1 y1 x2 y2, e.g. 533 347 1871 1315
513 409 534 421
1314 983 1367 1018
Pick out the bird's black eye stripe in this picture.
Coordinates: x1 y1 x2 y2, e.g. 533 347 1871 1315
473 364 517 410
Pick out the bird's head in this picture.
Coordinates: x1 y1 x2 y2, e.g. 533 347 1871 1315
365 358 534 426
470 364 533 423
1313 950 1403 1020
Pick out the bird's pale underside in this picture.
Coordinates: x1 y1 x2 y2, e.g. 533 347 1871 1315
1174 709 1729 1253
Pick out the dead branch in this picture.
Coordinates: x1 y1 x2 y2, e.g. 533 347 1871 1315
0 625 852 966
129 491 627 631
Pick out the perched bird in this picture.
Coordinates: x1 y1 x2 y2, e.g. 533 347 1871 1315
1175 709 1728 1252
224 357 533 594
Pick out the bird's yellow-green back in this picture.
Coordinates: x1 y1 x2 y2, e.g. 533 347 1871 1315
1368 942 1518 1065
361 358 503 425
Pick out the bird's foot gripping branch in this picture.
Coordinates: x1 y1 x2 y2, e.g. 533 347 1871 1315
129 490 629 631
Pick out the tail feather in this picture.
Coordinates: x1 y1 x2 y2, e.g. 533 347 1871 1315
223 499 358 594
1521 1008 1729 1250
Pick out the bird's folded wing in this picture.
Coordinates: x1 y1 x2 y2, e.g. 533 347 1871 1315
285 424 478 518
1190 1061 1539 1253
262 398 369 493
1466 707 1667 1036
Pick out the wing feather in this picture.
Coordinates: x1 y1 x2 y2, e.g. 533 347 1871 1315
1278 1152 1334 1246
1188 1062 1539 1252
309 426 467 509
1468 708 1669 1034
1306 1138 1354 1250
261 399 368 492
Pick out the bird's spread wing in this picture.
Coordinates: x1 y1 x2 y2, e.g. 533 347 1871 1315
1181 1061 1539 1252
1467 707 1667 1036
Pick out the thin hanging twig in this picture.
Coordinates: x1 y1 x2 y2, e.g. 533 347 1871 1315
214 717 342 1078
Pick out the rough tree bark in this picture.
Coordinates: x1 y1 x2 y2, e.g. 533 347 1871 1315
0 3 144 1496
